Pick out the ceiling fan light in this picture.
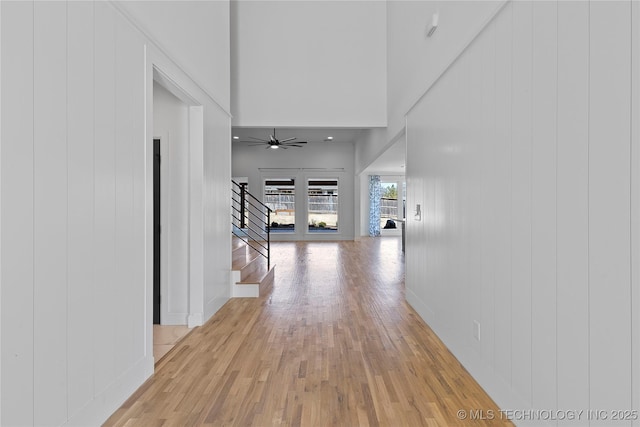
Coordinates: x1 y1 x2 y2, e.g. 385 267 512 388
270 145 279 149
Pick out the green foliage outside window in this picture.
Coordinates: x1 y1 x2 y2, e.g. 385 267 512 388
382 184 397 200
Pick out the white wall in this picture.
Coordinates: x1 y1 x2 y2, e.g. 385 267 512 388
231 0 386 128
387 0 503 143
116 0 231 111
354 129 388 238
153 82 190 325
354 128 390 175
356 173 369 238
403 1 639 423
232 142 355 241
0 1 231 425
203 101 233 318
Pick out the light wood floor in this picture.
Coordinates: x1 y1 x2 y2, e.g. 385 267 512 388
154 325 192 362
105 238 511 426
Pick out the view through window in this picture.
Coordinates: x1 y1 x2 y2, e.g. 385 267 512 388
308 179 338 232
381 182 399 229
264 179 295 232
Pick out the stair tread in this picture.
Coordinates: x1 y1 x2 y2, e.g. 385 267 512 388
232 236 245 250
232 249 261 270
232 236 268 251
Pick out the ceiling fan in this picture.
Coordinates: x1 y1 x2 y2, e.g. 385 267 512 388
237 128 308 150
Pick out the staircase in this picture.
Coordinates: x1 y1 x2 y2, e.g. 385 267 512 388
231 181 275 297
231 236 275 297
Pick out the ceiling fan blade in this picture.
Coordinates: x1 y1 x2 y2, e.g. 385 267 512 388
286 145 303 147
278 137 296 143
249 136 269 142
282 141 307 145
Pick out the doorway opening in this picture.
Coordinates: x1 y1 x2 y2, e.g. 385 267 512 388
153 138 161 325
152 138 188 361
149 67 205 364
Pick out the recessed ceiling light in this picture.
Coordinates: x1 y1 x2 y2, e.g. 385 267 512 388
327 136 334 140
232 136 239 140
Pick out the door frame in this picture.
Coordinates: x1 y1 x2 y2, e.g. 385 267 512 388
152 68 205 328
146 58 205 366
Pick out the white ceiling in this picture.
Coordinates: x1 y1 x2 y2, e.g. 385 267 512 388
232 127 406 175
363 138 406 175
231 127 364 145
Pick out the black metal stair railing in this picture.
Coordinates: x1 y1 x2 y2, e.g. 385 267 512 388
231 180 271 269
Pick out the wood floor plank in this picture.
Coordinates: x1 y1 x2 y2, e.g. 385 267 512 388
104 238 511 426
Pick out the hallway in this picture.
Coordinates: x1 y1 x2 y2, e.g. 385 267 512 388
105 238 509 426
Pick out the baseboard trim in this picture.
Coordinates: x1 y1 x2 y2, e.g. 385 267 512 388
63 355 154 427
405 287 435 324
205 294 229 321
405 288 539 426
161 312 188 326
187 312 203 328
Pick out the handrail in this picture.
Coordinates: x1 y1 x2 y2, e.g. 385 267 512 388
233 180 266 206
232 188 271 222
231 180 271 269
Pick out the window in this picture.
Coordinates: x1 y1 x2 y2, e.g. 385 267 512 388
264 179 295 232
380 182 398 229
308 179 338 232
